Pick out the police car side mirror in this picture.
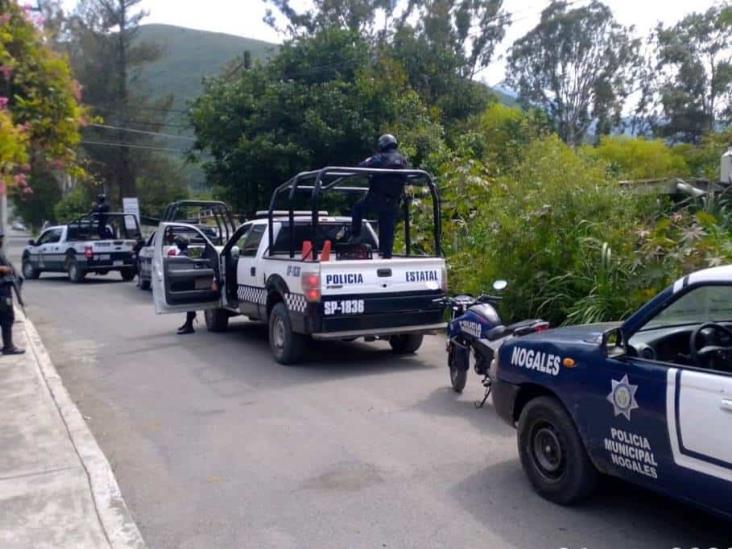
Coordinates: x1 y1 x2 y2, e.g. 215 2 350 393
27 239 35 246
602 328 626 358
231 246 240 260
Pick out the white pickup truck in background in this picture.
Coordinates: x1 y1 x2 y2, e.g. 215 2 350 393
151 166 447 363
22 213 142 283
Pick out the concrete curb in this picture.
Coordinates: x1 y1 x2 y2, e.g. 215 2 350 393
18 308 147 549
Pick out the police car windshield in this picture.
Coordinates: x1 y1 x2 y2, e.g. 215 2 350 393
642 285 732 330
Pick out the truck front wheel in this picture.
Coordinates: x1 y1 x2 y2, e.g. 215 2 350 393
517 396 597 505
22 259 40 280
205 308 229 332
389 334 423 354
268 302 305 364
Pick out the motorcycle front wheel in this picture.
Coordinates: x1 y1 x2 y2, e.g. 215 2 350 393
448 345 468 393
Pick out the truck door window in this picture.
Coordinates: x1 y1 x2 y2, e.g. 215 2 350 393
240 225 265 257
38 228 62 244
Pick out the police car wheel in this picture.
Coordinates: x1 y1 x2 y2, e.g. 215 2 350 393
66 257 85 283
518 396 597 505
22 260 40 280
269 302 305 365
205 308 229 332
389 334 423 354
120 269 135 281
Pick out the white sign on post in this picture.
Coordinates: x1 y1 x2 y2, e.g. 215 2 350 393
122 197 140 231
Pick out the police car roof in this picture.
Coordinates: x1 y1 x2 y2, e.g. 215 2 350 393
250 216 352 224
673 264 732 292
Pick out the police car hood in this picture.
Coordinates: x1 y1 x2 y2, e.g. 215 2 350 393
522 322 621 345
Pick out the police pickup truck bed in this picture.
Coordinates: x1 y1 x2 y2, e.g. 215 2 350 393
21 213 141 283
151 215 447 363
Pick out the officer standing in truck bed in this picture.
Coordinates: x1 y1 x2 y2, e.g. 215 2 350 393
349 134 408 259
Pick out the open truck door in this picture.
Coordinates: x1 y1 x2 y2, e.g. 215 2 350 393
152 222 222 314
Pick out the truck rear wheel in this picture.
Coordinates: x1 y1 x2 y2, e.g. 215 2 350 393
205 308 229 332
66 257 85 283
389 334 423 354
517 396 597 505
269 302 305 364
120 269 135 281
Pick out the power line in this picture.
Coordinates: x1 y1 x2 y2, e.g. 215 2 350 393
84 102 191 115
80 140 189 154
88 123 196 141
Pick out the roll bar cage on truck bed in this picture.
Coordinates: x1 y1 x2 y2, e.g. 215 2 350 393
152 166 447 364
267 166 442 260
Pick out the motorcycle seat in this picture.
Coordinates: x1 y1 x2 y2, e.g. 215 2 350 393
485 319 545 341
485 325 509 341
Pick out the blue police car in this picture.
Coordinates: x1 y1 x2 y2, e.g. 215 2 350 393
491 265 732 518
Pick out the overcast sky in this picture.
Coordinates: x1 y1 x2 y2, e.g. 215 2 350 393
64 0 720 86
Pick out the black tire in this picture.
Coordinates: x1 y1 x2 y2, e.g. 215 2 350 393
517 396 597 505
448 347 468 393
389 334 424 354
120 269 135 281
268 302 305 364
137 260 150 290
205 308 229 332
66 256 85 283
22 259 40 280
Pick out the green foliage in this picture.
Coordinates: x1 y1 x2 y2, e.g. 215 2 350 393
0 0 85 190
652 4 732 143
54 183 94 222
190 27 443 214
11 169 62 230
507 0 642 145
587 136 689 180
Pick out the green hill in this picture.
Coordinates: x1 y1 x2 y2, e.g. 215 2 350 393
136 24 277 110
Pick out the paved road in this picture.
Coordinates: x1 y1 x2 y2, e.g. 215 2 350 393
7 235 731 548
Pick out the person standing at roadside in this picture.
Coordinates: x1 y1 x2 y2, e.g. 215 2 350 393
172 235 197 335
0 231 24 355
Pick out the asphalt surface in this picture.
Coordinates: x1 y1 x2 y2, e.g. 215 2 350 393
7 234 732 548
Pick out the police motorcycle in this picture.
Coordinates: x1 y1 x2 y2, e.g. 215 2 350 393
438 281 549 407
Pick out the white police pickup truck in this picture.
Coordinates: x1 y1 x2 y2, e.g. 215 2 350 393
22 213 141 283
151 167 447 363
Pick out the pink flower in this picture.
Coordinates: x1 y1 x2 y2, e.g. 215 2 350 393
22 186 33 196
0 97 8 109
14 173 28 187
0 14 11 26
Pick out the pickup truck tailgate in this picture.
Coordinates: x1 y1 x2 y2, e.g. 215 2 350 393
89 239 136 253
319 257 445 295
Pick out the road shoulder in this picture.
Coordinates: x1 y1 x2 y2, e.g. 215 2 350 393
0 308 145 549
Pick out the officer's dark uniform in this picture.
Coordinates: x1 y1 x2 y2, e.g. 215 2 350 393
91 194 110 238
351 134 408 259
174 235 197 335
0 231 24 355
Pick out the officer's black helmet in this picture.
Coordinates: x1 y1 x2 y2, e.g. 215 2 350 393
97 193 106 202
377 134 398 152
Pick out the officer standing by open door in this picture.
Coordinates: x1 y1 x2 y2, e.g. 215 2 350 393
0 230 24 355
349 134 408 259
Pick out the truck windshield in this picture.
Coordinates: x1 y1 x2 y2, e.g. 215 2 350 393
642 284 732 329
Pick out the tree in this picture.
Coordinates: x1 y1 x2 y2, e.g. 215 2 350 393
264 0 510 125
506 0 641 146
190 27 442 214
66 0 174 201
651 4 732 143
0 0 85 201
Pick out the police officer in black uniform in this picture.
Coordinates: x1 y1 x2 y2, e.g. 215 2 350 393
173 235 197 335
91 193 110 238
350 134 408 259
0 230 24 355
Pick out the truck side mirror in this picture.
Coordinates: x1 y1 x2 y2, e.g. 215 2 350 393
28 239 35 246
601 327 625 358
230 246 240 261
